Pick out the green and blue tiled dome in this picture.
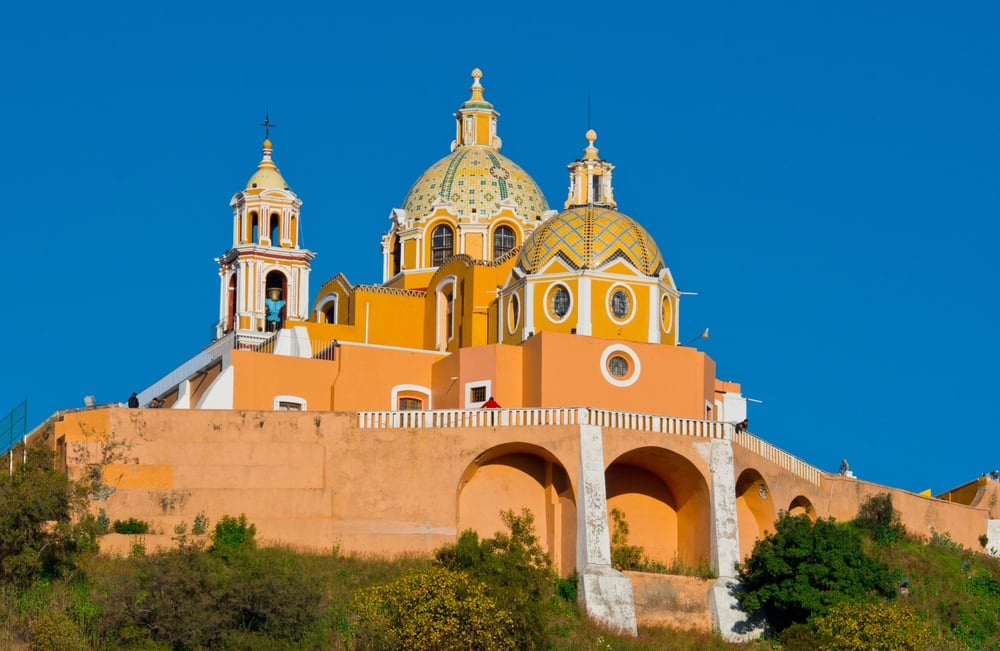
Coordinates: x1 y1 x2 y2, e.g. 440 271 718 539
402 147 548 220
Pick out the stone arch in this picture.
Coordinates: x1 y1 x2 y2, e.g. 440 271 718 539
458 442 576 575
788 495 815 520
735 469 777 559
605 446 710 568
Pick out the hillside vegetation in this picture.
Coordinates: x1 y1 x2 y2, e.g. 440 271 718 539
1 440 997 650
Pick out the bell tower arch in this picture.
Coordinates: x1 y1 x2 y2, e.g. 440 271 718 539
215 123 315 338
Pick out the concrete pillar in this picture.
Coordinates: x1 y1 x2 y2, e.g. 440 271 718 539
576 421 637 635
987 520 1000 557
707 437 765 641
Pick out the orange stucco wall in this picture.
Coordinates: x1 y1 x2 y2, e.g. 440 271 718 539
41 406 995 574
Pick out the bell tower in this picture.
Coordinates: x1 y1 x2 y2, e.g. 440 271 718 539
216 122 315 339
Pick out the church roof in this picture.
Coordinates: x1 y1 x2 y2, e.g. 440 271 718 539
400 69 549 221
402 146 548 220
516 206 665 276
245 139 290 192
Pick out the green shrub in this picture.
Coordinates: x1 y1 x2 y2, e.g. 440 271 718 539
209 514 256 559
220 547 323 640
737 512 895 632
0 441 92 586
112 518 150 535
350 565 515 651
28 608 87 651
435 509 558 650
854 493 906 544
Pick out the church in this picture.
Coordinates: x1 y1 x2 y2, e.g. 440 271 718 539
35 70 1000 636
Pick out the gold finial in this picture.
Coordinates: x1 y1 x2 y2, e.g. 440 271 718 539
584 130 599 159
469 68 485 102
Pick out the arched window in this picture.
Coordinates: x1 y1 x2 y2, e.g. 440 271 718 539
250 212 259 243
493 225 515 259
226 275 237 332
269 213 280 246
264 271 286 332
392 236 401 276
431 224 454 266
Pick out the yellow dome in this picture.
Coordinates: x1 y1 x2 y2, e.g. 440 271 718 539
517 206 665 276
245 140 290 191
402 146 548 220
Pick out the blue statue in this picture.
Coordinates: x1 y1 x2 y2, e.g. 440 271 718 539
266 297 285 330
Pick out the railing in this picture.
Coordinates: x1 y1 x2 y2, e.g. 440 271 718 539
358 406 823 486
587 408 729 438
359 406 583 429
732 430 823 486
138 331 277 405
1 399 27 464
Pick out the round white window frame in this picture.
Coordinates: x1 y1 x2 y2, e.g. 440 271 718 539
506 293 521 335
606 284 637 325
600 344 641 387
660 294 674 334
544 283 572 323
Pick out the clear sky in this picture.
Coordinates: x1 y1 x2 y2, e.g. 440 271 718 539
2 2 997 494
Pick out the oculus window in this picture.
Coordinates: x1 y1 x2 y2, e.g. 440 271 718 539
610 289 631 319
551 285 570 318
607 355 630 378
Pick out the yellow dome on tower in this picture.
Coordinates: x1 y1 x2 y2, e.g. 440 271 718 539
400 69 549 220
245 138 290 192
516 206 665 276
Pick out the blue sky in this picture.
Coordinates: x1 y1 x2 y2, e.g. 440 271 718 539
2 2 997 494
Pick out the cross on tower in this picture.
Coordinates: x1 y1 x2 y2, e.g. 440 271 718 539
259 108 276 140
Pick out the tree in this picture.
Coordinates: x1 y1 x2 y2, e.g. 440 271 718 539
737 512 895 632
0 441 92 585
350 566 515 650
854 493 906 544
435 509 557 650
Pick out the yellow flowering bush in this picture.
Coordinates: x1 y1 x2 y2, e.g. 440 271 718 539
812 602 936 651
349 565 515 650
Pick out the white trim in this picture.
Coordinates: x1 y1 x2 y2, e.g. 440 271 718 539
434 275 458 350
576 275 592 335
274 395 307 411
660 293 674 335
315 292 339 324
599 344 641 387
464 380 493 408
543 283 572 323
647 284 660 343
606 284 637 325
391 384 432 410
506 293 520 335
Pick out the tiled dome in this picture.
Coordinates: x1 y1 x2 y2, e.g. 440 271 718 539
516 206 664 276
402 146 548 220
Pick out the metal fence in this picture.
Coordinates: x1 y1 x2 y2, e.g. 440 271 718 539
1 398 27 465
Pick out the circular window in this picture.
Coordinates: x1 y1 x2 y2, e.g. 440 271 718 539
506 294 520 334
599 344 641 387
550 285 570 319
609 287 632 321
607 355 629 378
660 295 673 334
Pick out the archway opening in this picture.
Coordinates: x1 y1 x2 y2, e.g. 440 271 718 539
458 444 576 575
264 271 287 331
735 469 777 559
788 495 815 520
606 447 710 569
